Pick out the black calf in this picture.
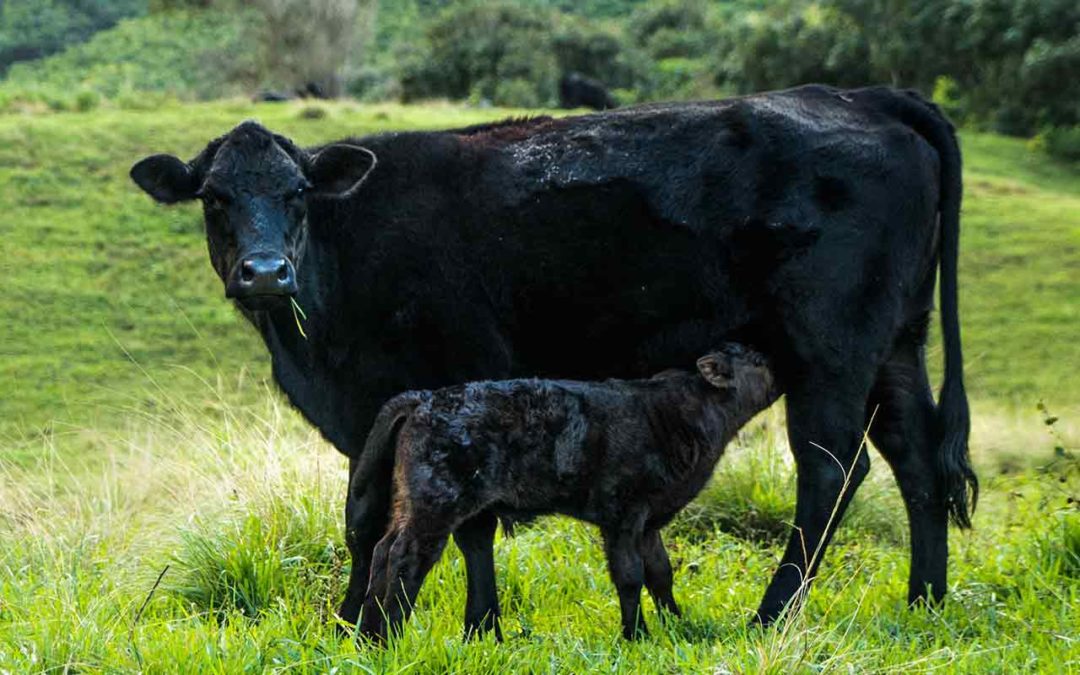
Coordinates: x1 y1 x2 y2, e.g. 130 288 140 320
355 344 779 642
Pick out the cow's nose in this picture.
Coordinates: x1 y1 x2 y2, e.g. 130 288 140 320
226 254 297 299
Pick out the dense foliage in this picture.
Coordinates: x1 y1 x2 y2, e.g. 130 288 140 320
0 0 1076 141
716 0 1080 137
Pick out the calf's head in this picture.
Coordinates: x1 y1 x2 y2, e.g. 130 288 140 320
696 343 778 412
130 121 375 310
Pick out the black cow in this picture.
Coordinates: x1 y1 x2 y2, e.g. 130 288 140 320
129 84 976 629
559 72 618 110
356 344 779 642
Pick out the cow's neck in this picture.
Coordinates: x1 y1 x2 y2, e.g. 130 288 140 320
241 233 348 446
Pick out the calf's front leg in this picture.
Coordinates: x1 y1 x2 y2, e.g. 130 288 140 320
454 511 503 641
602 526 648 640
640 528 680 618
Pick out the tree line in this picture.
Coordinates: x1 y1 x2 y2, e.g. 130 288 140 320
2 0 1077 156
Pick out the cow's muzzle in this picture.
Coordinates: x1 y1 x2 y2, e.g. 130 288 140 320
226 253 298 309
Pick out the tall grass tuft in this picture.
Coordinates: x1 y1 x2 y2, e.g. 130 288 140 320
169 496 342 617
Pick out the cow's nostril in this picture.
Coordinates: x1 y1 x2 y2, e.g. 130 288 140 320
276 262 289 281
240 261 256 283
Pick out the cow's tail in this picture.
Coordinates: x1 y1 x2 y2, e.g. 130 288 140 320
885 89 978 528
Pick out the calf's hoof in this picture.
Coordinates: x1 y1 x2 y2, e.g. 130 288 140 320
463 618 503 643
356 624 388 648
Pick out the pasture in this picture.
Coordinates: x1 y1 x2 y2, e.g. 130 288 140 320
1 100 1078 672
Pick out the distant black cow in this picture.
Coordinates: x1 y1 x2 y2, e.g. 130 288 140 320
253 90 293 103
559 72 617 110
252 82 331 103
129 84 976 630
356 344 778 642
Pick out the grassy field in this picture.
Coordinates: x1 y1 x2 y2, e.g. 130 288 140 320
1 101 1078 672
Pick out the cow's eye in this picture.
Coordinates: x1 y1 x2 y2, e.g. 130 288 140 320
289 186 306 201
199 189 229 210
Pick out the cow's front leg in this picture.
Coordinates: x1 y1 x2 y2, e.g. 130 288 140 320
754 375 873 625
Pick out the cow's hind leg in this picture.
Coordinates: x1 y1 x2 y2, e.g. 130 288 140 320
338 456 392 630
755 372 875 625
454 511 503 640
640 528 680 618
867 327 949 606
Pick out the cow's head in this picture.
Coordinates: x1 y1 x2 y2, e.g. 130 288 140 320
130 121 375 310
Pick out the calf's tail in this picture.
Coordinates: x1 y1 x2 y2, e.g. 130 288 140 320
883 89 978 528
354 391 429 488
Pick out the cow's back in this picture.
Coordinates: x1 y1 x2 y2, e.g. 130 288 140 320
447 85 941 379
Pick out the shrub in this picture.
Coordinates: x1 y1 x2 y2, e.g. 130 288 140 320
247 0 377 97
74 88 100 112
552 14 644 90
1042 126 1080 163
931 75 967 125
399 2 560 106
628 0 712 60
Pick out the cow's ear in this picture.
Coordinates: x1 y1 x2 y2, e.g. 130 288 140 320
308 143 377 196
696 353 734 389
130 154 198 204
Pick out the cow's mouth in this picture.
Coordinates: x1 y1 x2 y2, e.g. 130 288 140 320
234 293 292 312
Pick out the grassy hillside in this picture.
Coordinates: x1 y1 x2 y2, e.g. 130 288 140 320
0 10 253 111
1 100 1077 443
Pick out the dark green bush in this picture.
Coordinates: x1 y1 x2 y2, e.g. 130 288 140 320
1043 126 1080 163
552 15 641 89
713 0 1080 137
628 0 712 59
399 2 562 106
714 3 871 94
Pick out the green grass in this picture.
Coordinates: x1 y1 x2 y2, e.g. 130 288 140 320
1 395 1076 673
1 101 1078 672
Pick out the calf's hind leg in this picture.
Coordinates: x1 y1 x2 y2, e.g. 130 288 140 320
371 521 451 641
357 524 399 640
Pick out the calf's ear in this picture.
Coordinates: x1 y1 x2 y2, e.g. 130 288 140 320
130 154 198 204
696 353 734 389
308 143 377 196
